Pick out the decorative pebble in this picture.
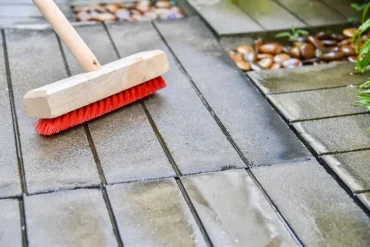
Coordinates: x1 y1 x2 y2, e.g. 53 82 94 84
300 43 315 59
95 13 116 22
289 47 300 58
250 63 263 71
321 40 337 46
156 1 171 8
136 1 151 13
75 12 91 22
348 56 357 62
258 57 273 68
270 63 281 70
342 28 359 38
322 51 345 61
260 42 281 55
236 45 254 55
257 53 273 60
116 8 130 20
282 58 302 68
308 35 323 50
236 61 251 71
273 53 290 64
243 52 256 63
228 51 243 62
340 45 355 56
105 3 120 13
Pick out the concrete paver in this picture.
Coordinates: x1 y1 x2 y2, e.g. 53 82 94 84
5 28 100 194
107 178 207 247
25 189 117 247
0 199 21 247
182 170 296 246
155 17 311 167
323 150 370 192
293 114 370 154
253 159 370 246
0 35 21 197
358 193 370 212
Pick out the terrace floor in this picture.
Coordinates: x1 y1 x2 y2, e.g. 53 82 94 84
1 1 370 247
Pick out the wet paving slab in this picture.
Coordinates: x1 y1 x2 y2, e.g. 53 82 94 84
0 199 21 247
322 150 370 192
181 170 297 246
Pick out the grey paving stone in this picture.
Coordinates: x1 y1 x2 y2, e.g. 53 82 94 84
175 0 198 16
0 35 21 197
248 62 370 94
182 170 296 247
107 178 207 247
0 4 72 18
0 17 48 27
358 192 370 212
294 114 370 154
155 17 311 167
237 0 305 31
252 159 370 246
107 21 245 174
321 0 358 19
186 0 262 35
276 0 346 26
0 199 22 247
5 28 100 194
322 150 370 192
268 86 366 122
62 24 175 183
25 189 117 247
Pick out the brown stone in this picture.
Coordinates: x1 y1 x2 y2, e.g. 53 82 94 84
308 35 323 50
340 45 356 56
273 53 290 64
342 28 359 38
88 4 105 13
95 13 116 22
331 34 345 41
136 0 151 13
321 40 337 46
282 58 302 68
228 51 243 62
302 57 320 64
105 4 120 13
236 61 251 71
73 6 90 13
362 34 370 42
243 52 256 63
122 2 136 8
338 39 351 46
236 45 254 55
316 31 331 40
327 46 340 52
254 39 262 53
116 9 130 20
257 53 273 60
260 42 281 55
270 63 281 70
322 51 345 61
281 46 290 54
258 57 273 68
75 12 91 22
144 12 158 20
348 56 357 62
156 1 171 8
171 6 183 14
290 47 301 58
300 43 315 59
250 63 263 71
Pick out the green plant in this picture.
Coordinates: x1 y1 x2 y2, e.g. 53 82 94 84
275 27 309 42
348 2 370 24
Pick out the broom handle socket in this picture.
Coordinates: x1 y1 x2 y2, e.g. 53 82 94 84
33 0 101 72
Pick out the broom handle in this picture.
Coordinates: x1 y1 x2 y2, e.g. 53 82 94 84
33 0 101 72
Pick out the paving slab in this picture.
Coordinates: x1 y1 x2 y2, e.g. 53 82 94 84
358 192 370 212
0 199 21 247
322 150 370 192
62 24 175 183
294 114 370 154
252 159 370 246
321 0 358 19
25 189 117 247
237 0 305 31
182 170 296 246
0 4 72 18
276 0 346 26
248 62 369 94
5 28 100 194
155 17 311 167
268 86 366 121
0 35 21 197
107 21 245 174
107 178 207 247
186 0 262 35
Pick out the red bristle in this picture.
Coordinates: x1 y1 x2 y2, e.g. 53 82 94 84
35 76 167 135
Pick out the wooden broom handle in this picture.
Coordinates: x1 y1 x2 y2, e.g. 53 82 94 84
33 0 101 72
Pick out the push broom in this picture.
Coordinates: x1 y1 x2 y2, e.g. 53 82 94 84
23 0 169 135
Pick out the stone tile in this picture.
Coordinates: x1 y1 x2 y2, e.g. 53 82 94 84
62 24 175 183
5 28 100 194
25 189 117 247
252 159 370 246
0 17 48 27
0 34 21 197
321 0 358 19
237 0 306 31
248 62 370 94
155 17 311 167
186 0 262 35
182 170 296 246
0 199 21 247
0 4 72 18
322 150 370 192
358 192 370 212
107 178 207 247
268 86 366 122
107 21 245 174
276 0 346 26
294 114 370 154
175 0 198 16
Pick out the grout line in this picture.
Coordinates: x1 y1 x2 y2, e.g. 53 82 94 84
318 0 348 20
1 29 28 195
266 84 362 95
152 21 304 246
318 147 370 156
103 22 214 245
176 178 214 247
289 112 369 123
55 29 124 247
272 0 311 27
19 198 28 247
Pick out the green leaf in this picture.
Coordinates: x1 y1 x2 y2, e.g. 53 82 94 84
358 18 370 34
275 32 291 38
362 3 370 23
297 29 309 36
351 3 363 11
